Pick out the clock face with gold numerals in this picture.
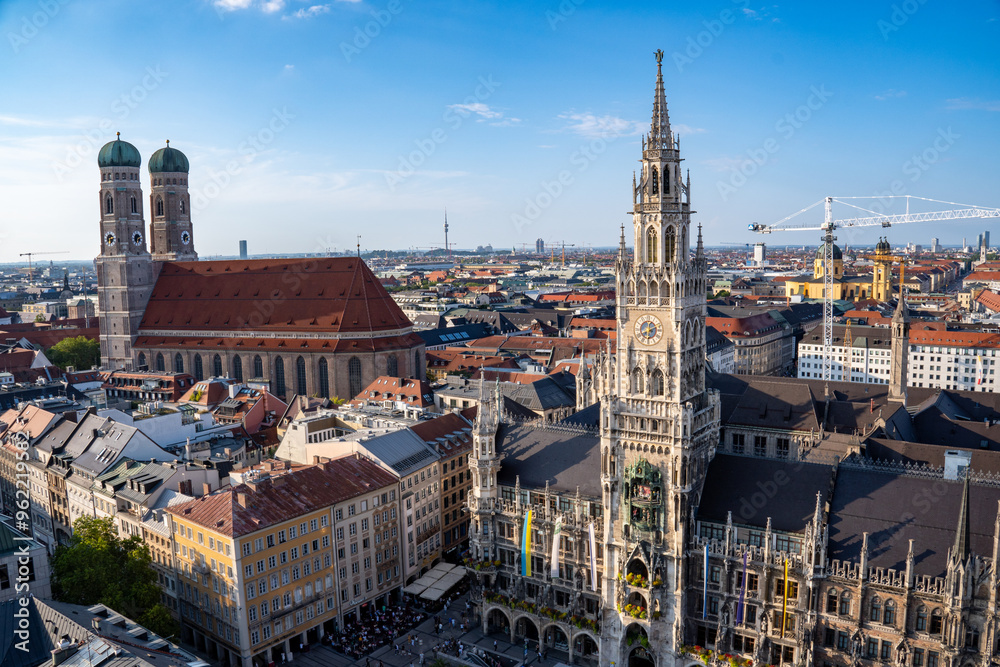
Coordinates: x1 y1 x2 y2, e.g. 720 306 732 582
105 232 116 246
634 314 663 345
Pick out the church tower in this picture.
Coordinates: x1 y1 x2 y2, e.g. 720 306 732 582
872 237 893 301
148 141 197 264
888 293 910 403
95 134 156 370
597 51 721 667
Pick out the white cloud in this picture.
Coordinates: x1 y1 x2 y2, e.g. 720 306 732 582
946 97 1000 112
874 89 907 101
448 102 503 120
213 0 254 11
289 4 331 18
557 112 643 139
674 123 706 135
262 0 285 12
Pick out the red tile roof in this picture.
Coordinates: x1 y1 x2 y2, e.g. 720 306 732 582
409 412 472 458
166 455 396 537
976 289 1000 313
351 375 434 406
139 258 415 336
909 330 1000 350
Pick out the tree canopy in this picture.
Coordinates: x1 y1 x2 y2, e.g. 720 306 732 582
46 335 100 370
51 516 177 638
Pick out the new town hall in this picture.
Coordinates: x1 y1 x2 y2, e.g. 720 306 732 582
465 53 1000 667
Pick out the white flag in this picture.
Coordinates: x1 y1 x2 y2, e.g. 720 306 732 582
550 518 562 579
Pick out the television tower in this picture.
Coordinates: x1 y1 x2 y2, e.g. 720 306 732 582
444 209 450 258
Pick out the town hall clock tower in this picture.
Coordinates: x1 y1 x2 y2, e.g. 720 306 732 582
596 50 721 667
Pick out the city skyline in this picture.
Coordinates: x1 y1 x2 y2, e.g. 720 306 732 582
1 0 998 262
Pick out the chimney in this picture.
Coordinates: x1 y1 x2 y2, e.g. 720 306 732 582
229 383 239 399
236 492 249 508
202 482 212 496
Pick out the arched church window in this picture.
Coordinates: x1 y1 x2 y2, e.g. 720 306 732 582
194 355 204 381
387 354 398 377
665 227 676 264
155 353 165 372
646 228 658 264
179 199 185 213
155 198 164 217
296 356 307 395
348 356 363 399
233 356 243 382
137 352 146 369
253 355 263 378
275 357 286 396
318 358 330 398
174 353 183 373
130 196 137 214
651 166 659 195
105 196 114 214
212 354 223 377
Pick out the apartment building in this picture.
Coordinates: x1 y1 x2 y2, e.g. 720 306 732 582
410 412 473 557
165 456 399 667
798 324 893 384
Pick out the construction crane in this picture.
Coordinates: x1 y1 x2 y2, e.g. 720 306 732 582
19 251 68 282
547 241 577 267
750 195 1000 382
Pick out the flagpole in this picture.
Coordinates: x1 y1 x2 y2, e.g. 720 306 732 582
736 551 747 625
781 558 789 638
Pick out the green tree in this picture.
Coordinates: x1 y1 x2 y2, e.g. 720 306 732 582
46 335 100 370
51 517 177 637
34 314 45 323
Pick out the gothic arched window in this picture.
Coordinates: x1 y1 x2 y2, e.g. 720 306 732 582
233 356 243 382
826 589 838 614
194 355 204 381
839 591 851 616
884 600 896 626
318 358 330 398
915 606 927 631
155 353 165 372
665 227 677 264
651 370 664 396
387 354 398 377
275 357 286 396
646 228 658 264
137 352 146 369
130 196 137 214
155 197 164 217
212 354 223 377
929 609 942 635
296 356 307 395
174 353 184 373
651 166 659 195
105 196 114 214
179 199 185 213
348 356 362 399
253 355 263 378
869 597 881 623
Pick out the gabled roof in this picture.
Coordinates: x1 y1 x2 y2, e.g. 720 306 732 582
139 258 416 335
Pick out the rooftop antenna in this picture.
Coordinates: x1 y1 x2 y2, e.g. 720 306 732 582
356 235 361 258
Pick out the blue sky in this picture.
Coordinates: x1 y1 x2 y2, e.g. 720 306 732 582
1 0 998 262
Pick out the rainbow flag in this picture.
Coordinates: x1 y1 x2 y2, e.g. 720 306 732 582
521 510 533 577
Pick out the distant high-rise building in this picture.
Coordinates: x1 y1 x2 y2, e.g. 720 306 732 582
930 237 940 253
753 242 766 266
239 240 248 259
985 230 991 249
535 238 544 254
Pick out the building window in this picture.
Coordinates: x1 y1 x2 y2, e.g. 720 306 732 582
348 356 362 399
776 438 790 458
732 433 744 454
155 353 165 372
839 592 851 616
915 606 927 631
213 354 223 377
105 196 113 214
174 353 184 373
869 597 881 623
253 355 264 379
137 352 147 369
826 589 838 614
294 356 307 395
318 358 330 399
155 197 163 216
233 356 243 382
884 600 896 626
664 227 676 264
194 355 204 381
929 609 942 635
130 196 137 214
646 227 658 264
275 357 286 396
753 436 766 457
387 354 398 377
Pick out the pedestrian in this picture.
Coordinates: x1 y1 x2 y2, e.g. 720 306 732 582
451 618 456 628
523 647 528 661
493 639 497 652
366 659 371 667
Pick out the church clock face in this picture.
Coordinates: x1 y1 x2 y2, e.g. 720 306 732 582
634 314 663 345
180 230 191 246
105 232 116 246
132 231 143 246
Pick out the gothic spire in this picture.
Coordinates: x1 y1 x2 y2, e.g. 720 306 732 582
893 290 911 324
953 470 972 562
619 222 628 259
649 49 672 150
696 223 704 258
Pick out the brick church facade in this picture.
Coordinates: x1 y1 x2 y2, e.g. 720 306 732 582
95 137 424 401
